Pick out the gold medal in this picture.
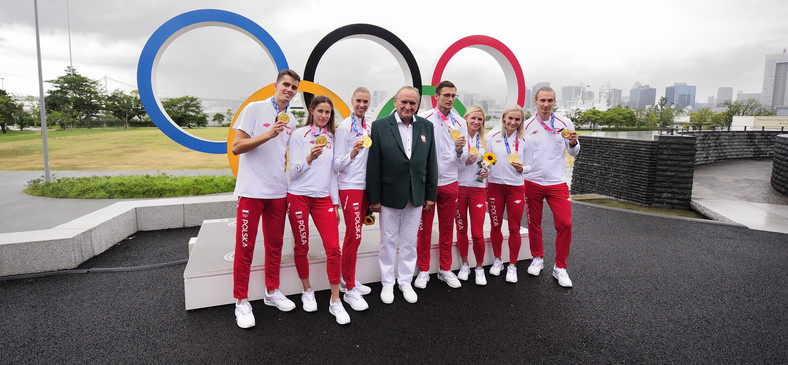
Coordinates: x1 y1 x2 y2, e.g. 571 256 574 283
277 113 289 122
561 129 571 138
315 135 327 146
469 147 479 155
508 154 519 163
361 136 372 148
450 129 461 140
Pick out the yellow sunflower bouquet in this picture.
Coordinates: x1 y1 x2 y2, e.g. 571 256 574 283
477 152 497 182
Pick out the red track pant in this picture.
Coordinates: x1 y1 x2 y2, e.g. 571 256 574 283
338 189 368 291
233 196 287 300
456 186 487 266
486 182 525 264
417 182 459 272
287 194 341 285
525 181 572 269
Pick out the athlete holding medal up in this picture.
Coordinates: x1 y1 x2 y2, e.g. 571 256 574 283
522 86 579 288
455 105 490 285
230 69 300 329
485 105 531 284
415 80 468 290
288 95 349 325
333 87 374 312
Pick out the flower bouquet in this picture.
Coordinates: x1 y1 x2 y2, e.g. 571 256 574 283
364 207 375 225
477 152 496 182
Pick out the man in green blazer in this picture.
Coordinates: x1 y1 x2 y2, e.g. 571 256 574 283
366 86 438 305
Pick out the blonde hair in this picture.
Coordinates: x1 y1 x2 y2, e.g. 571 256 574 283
463 105 487 147
501 105 526 139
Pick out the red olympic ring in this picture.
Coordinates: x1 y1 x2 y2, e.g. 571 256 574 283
431 35 526 107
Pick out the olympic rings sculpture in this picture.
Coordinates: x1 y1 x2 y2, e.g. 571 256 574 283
136 9 526 174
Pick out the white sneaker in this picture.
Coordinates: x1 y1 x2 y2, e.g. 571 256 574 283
343 288 369 311
489 258 504 276
380 285 394 304
457 264 471 281
438 270 462 288
263 289 296 312
339 278 371 295
329 299 350 325
414 271 430 289
354 280 372 295
475 267 487 286
301 289 317 312
527 257 544 276
552 265 573 288
506 265 518 283
399 283 418 303
234 299 255 329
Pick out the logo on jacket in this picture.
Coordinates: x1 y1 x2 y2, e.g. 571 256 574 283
514 199 522 204
420 134 426 142
263 123 271 127
295 211 303 219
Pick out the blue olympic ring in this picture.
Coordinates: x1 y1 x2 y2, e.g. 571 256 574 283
136 9 288 154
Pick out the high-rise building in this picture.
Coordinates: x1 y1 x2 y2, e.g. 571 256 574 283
760 50 788 110
561 85 582 109
609 88 622 107
665 82 696 110
716 87 733 107
628 83 656 109
737 91 761 102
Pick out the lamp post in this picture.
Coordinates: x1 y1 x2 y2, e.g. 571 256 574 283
34 0 51 182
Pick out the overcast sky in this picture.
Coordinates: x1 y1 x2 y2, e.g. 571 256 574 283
2 0 787 108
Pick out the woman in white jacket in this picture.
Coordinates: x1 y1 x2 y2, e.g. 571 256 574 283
485 105 531 284
287 95 348 325
455 105 490 286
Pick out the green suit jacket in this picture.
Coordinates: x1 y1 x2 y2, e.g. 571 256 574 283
366 113 438 209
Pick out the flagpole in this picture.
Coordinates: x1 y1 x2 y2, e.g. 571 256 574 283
34 0 51 182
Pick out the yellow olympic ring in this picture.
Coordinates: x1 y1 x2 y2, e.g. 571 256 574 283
226 81 351 177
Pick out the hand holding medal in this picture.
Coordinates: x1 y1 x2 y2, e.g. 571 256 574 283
315 135 327 146
361 136 372 148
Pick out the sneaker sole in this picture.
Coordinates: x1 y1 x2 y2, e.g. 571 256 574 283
552 273 573 288
438 276 461 288
264 300 296 312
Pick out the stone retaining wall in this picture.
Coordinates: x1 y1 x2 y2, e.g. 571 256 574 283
570 135 695 209
683 131 782 165
772 134 788 195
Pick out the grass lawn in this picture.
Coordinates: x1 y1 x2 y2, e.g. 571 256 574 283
0 127 232 170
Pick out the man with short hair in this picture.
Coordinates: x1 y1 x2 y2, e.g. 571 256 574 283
522 86 580 288
366 86 438 304
415 80 467 289
333 87 374 311
230 69 300 328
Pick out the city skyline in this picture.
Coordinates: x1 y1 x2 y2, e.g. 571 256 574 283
1 0 787 110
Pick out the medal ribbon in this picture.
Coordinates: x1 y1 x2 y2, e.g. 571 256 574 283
309 124 327 140
271 96 289 119
535 114 558 134
351 114 368 136
435 107 459 135
503 131 519 155
468 132 480 152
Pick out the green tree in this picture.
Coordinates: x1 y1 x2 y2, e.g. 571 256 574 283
211 112 225 125
46 67 105 129
577 108 604 130
105 90 146 129
161 96 208 128
689 107 714 130
720 99 773 128
601 106 637 130
292 110 306 126
0 90 26 133
224 108 234 125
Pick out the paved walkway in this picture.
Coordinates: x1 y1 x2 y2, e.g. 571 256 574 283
0 170 233 234
691 158 788 234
